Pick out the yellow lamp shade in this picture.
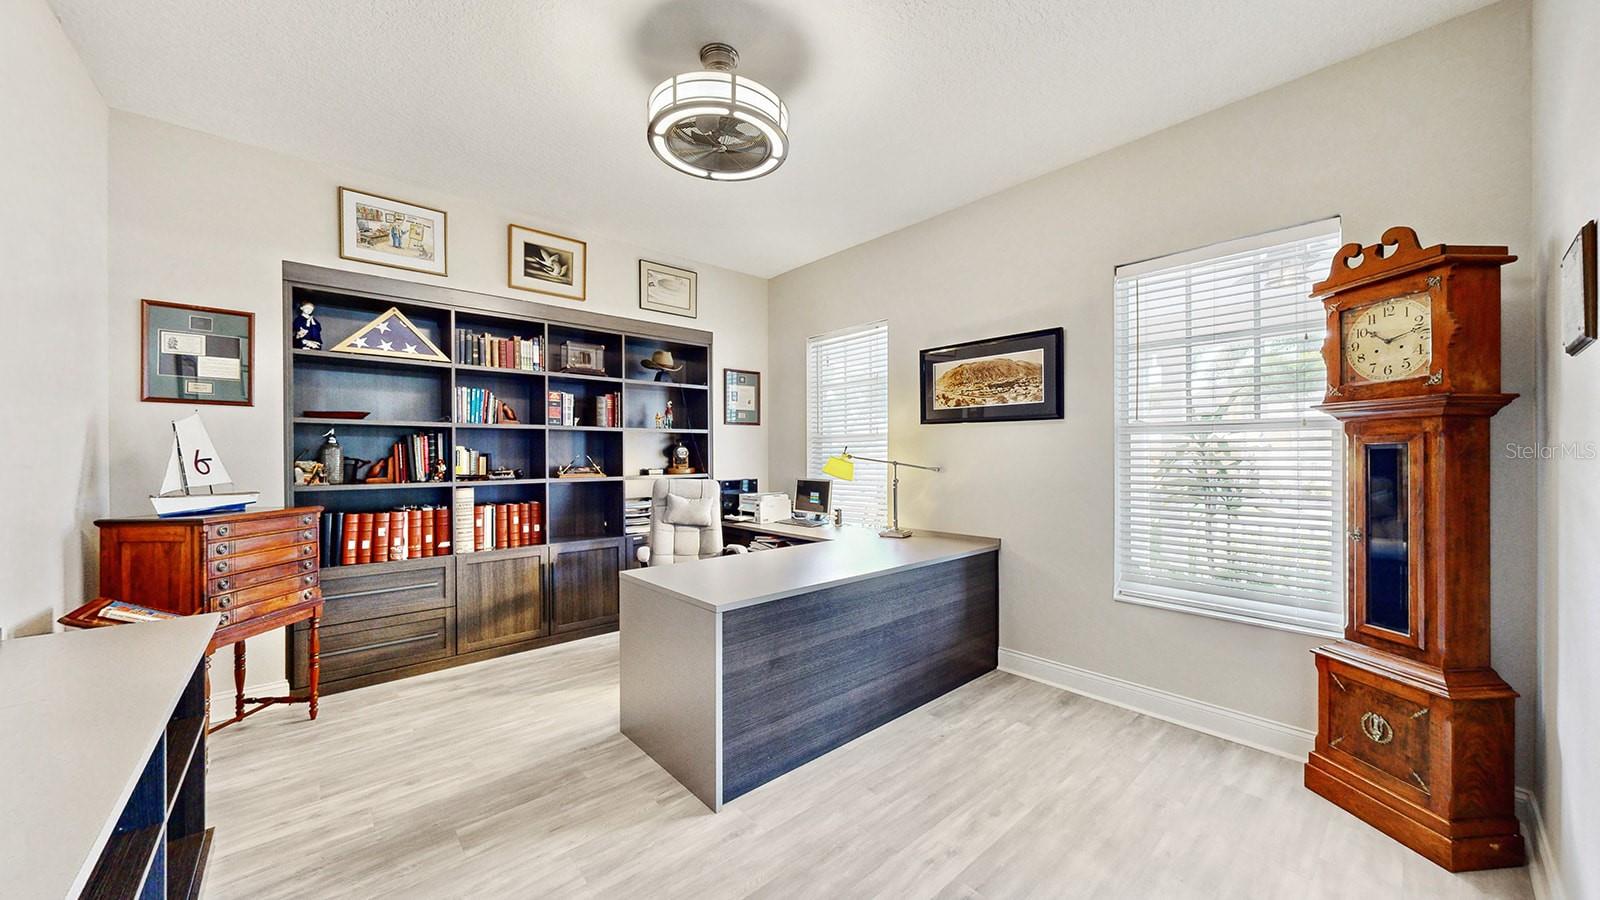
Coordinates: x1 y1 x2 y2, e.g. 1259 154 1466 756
822 454 855 481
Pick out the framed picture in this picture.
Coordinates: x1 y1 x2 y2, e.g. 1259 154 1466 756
560 341 607 376
1561 220 1597 356
140 299 254 406
338 187 447 276
724 368 761 425
640 260 698 318
509 224 587 301
919 327 1064 424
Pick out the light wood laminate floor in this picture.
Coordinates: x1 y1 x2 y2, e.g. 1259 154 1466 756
207 634 1533 899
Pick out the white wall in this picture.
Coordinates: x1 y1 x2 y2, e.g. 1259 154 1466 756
770 2 1538 773
0 0 108 638
108 112 769 696
1532 0 1599 895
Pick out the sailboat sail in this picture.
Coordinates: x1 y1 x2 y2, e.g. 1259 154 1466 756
160 437 185 495
172 413 233 488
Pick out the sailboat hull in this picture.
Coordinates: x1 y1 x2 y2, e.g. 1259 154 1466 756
151 492 260 518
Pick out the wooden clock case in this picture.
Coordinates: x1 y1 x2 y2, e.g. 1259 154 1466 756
1305 227 1524 871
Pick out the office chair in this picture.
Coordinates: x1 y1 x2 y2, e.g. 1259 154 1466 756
638 478 744 566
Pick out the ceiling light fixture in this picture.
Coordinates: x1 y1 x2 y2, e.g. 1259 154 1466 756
647 42 789 182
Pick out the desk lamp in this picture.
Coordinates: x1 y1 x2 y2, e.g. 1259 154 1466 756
822 447 941 538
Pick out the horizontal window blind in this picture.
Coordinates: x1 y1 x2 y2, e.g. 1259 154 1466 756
807 321 889 527
1114 220 1344 635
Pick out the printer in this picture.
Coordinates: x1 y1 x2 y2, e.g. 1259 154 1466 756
738 492 791 524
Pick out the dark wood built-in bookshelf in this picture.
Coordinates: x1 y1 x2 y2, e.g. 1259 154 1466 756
283 262 712 692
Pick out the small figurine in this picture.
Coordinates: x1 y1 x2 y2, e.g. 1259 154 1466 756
664 400 675 429
293 301 322 350
654 412 663 429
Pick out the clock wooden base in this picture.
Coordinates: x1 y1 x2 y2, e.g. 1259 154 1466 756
1305 642 1524 872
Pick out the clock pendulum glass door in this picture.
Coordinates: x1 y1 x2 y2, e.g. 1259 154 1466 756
1362 443 1409 633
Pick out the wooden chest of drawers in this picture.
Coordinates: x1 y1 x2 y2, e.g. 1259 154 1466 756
99 507 321 633
95 506 326 729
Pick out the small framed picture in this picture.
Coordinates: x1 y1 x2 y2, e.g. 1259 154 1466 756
640 260 698 318
141 299 254 406
338 187 447 276
509 224 587 301
920 327 1064 424
724 368 761 425
1561 220 1597 356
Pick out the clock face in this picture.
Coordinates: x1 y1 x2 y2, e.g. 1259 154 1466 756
1342 292 1433 383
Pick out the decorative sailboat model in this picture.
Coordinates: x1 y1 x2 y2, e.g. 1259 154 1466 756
150 413 260 517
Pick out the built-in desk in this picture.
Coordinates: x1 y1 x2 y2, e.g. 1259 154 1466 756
720 517 843 546
619 529 1000 810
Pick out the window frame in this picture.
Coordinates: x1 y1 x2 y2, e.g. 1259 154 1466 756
1112 219 1345 638
805 320 890 528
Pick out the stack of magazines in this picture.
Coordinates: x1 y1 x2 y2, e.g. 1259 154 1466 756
624 498 652 536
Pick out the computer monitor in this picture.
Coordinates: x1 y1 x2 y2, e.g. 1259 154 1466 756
794 479 831 517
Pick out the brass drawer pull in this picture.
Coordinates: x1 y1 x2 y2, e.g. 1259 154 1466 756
214 543 230 556
1360 711 1394 745
215 524 230 537
215 578 231 591
300 514 314 525
303 574 316 586
300 529 314 541
301 560 314 571
302 589 314 600
214 560 230 574
217 595 233 609
219 612 232 626
301 545 313 556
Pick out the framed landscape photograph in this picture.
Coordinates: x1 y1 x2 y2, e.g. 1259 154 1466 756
140 299 254 406
1561 220 1597 356
919 327 1064 424
509 224 587 301
338 187 447 276
724 368 761 425
640 260 697 318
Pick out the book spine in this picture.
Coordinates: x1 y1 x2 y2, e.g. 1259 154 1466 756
520 502 532 545
434 506 451 555
509 504 522 548
340 512 356 565
529 501 543 544
418 507 434 557
474 504 486 551
373 511 390 563
495 504 509 550
408 508 423 558
390 510 407 560
356 512 374 565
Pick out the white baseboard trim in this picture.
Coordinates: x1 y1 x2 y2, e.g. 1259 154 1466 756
208 679 292 723
1517 787 1564 900
998 648 1315 761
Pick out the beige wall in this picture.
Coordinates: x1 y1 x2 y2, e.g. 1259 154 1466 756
1532 0 1599 894
108 112 769 696
769 2 1538 774
0 0 108 638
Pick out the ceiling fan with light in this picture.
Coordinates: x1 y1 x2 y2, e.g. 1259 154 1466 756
647 42 789 182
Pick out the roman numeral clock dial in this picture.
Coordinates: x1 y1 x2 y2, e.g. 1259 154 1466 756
1340 292 1432 382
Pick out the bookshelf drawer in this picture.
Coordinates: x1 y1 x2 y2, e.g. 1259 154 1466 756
318 561 453 627
203 511 316 541
208 542 317 577
218 587 320 627
291 608 453 689
207 527 317 559
209 573 318 612
208 558 316 595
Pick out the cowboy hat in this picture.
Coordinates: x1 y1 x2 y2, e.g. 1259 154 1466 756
641 349 685 372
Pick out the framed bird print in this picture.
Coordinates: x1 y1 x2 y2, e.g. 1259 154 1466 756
509 224 587 301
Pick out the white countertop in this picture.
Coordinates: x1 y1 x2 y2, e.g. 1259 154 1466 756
622 529 1000 612
0 615 218 899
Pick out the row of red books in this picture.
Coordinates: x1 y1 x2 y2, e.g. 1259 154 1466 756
335 508 451 566
473 502 542 550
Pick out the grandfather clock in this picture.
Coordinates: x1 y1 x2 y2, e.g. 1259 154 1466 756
1304 226 1524 871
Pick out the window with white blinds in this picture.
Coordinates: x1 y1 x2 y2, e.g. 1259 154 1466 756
1113 219 1344 636
806 321 889 527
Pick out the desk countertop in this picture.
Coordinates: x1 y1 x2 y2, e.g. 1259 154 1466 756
621 529 999 612
0 615 218 898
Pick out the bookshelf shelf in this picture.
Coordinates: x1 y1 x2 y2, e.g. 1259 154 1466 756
294 417 450 428
294 481 452 492
293 347 453 371
285 262 711 695
455 364 545 377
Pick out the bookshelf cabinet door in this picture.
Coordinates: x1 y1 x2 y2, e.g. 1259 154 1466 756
457 546 550 652
551 538 624 633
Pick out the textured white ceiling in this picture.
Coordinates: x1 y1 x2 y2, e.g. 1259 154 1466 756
49 0 1495 277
